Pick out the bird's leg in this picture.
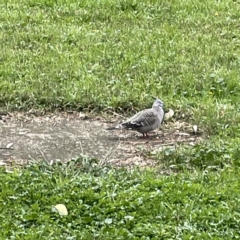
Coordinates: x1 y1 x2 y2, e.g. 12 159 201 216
142 133 149 138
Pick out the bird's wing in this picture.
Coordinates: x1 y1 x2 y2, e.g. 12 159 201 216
122 109 158 129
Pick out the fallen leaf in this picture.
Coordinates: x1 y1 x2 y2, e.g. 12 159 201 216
192 125 198 134
79 112 86 119
52 204 68 216
164 109 174 120
6 143 13 149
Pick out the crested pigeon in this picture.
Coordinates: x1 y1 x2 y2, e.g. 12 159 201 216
106 98 164 137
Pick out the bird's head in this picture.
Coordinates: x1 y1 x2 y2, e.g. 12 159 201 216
152 97 164 108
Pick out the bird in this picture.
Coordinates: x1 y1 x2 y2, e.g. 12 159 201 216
106 98 164 137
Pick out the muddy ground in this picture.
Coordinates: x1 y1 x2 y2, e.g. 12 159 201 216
0 111 204 167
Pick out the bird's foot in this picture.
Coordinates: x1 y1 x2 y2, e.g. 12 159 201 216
141 133 149 138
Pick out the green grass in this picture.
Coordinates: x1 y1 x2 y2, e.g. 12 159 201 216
1 158 240 239
1 0 240 238
1 0 240 134
1 1 240 108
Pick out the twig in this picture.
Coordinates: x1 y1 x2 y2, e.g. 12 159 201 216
106 110 125 119
0 147 14 150
98 139 121 166
37 147 48 162
79 140 84 155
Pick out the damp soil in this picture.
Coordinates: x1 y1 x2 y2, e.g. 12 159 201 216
0 112 204 167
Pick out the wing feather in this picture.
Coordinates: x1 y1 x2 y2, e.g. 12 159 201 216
122 109 157 129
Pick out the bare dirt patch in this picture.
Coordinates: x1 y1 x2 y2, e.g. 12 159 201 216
0 112 204 167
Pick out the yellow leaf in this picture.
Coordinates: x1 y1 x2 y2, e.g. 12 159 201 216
52 204 68 216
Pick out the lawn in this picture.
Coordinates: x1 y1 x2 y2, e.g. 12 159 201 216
0 0 240 238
